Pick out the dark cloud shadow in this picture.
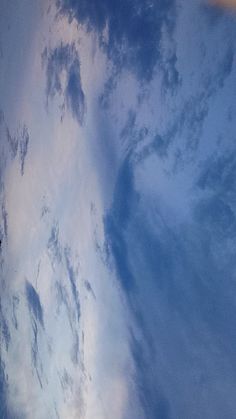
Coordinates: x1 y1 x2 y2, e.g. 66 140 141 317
56 0 176 82
25 280 44 328
104 149 236 417
43 43 85 124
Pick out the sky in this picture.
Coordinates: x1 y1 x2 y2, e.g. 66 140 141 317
1 0 236 418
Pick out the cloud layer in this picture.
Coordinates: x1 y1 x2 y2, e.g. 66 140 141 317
1 0 236 418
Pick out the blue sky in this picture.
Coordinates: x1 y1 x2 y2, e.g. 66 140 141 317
1 0 236 418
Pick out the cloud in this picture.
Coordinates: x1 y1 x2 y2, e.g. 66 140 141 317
6 126 18 159
195 151 236 248
64 247 80 324
56 0 176 81
55 277 80 366
0 299 11 351
104 141 236 417
31 318 43 388
197 152 236 194
1 0 236 417
12 295 19 330
130 333 171 419
0 109 4 124
4 123 30 175
43 43 85 124
1 202 8 240
25 280 44 328
84 279 96 299
104 156 139 292
66 63 85 124
19 125 29 176
47 222 62 267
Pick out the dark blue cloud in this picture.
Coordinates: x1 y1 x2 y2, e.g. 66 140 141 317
84 279 96 299
197 153 236 194
64 247 80 323
41 205 50 219
104 148 236 417
104 156 139 292
70 331 79 365
62 247 81 364
66 62 85 123
98 69 118 108
43 43 85 124
0 227 3 258
161 51 181 92
195 152 236 240
47 222 62 266
135 54 233 166
56 280 70 317
12 295 19 330
1 203 7 240
25 280 44 328
202 45 235 93
31 318 43 389
0 299 10 351
4 123 30 174
134 133 167 166
194 196 236 239
0 109 4 124
25 281 44 388
55 279 80 365
6 126 18 159
31 319 39 368
218 47 234 87
19 125 29 176
118 93 210 173
56 0 176 81
130 333 171 419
